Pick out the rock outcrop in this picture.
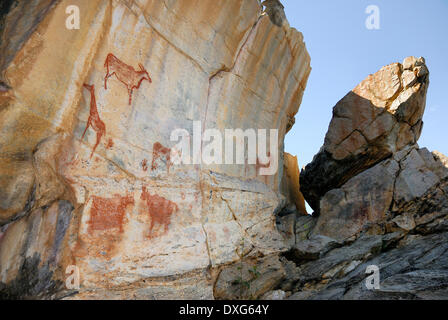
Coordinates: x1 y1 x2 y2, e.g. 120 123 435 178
0 0 310 299
301 57 429 212
262 0 287 27
275 57 448 300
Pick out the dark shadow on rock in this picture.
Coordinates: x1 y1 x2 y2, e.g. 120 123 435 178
0 0 60 86
0 200 74 299
300 92 398 213
262 0 286 27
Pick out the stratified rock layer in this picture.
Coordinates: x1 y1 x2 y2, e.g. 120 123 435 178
0 0 310 299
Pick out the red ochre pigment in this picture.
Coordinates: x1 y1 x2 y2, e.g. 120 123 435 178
104 53 152 105
140 186 178 238
88 194 135 234
141 159 148 172
106 138 114 149
81 84 106 159
151 142 172 173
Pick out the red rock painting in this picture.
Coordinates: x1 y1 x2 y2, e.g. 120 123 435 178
151 142 172 173
104 53 152 105
81 84 106 159
140 186 178 238
141 159 148 172
88 194 135 234
106 138 114 149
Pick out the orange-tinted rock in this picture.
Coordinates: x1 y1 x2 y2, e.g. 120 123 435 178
0 0 310 299
281 153 307 215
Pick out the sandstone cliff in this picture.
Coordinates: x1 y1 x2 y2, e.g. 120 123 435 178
0 0 310 299
2 0 447 301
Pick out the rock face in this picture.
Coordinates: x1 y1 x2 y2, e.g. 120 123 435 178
275 58 448 300
0 0 59 91
301 57 429 212
214 254 286 300
262 0 287 27
281 153 308 215
314 145 448 242
3 1 445 301
0 0 310 299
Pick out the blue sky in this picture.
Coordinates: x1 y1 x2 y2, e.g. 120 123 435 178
283 0 448 168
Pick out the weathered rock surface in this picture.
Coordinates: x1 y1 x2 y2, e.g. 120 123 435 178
0 0 310 299
301 57 429 212
276 171 448 300
214 254 286 300
262 0 287 27
314 158 398 241
311 145 448 242
0 0 59 90
272 58 448 300
0 200 73 299
286 231 448 300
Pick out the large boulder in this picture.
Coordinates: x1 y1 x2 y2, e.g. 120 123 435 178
301 57 429 212
278 57 448 300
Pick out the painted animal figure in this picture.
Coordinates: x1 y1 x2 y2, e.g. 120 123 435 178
88 194 135 234
82 84 106 158
151 142 172 172
140 186 178 237
104 53 152 105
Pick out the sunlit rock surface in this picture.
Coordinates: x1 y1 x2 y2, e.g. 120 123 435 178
301 57 429 212
280 59 448 300
0 0 310 299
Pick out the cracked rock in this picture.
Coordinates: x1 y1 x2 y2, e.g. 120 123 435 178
301 57 430 212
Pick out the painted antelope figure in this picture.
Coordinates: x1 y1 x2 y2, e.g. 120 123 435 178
82 84 106 158
104 53 152 105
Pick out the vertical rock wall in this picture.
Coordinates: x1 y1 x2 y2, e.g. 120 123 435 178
0 0 310 299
